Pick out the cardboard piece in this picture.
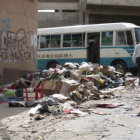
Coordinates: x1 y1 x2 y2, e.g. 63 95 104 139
39 81 56 90
60 79 79 94
53 81 63 93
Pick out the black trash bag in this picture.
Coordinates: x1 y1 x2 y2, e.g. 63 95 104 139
38 102 51 114
25 101 38 107
9 101 25 107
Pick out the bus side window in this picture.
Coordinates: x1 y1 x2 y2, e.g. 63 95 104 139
116 31 127 45
72 33 83 47
51 35 61 48
125 31 133 45
101 31 113 46
40 35 50 48
63 34 71 47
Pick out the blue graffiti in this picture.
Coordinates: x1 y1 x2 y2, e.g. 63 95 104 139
1 18 11 32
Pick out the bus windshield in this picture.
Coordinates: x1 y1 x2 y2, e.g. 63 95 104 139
135 28 140 44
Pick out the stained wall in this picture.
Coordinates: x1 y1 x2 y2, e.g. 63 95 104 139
0 0 38 85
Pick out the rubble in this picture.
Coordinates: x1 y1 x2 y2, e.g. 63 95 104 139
0 62 134 121
1 62 140 140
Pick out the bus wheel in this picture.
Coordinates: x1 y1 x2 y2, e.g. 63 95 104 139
46 61 59 69
113 61 127 74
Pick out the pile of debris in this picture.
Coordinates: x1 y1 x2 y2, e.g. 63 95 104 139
0 62 135 117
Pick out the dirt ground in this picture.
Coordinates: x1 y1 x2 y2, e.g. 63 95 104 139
1 78 140 140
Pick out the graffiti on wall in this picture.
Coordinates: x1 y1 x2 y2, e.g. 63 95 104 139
0 18 37 62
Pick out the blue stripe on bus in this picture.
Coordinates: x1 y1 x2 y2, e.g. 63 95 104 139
37 58 87 69
37 48 86 52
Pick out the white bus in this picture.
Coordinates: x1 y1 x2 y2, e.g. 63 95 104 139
37 22 140 74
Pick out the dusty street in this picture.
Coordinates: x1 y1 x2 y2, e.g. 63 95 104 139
0 103 29 140
0 103 29 120
1 78 140 140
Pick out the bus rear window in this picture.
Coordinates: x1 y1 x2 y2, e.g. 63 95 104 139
101 31 113 46
135 28 140 44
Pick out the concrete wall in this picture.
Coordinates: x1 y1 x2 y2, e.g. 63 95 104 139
38 0 140 28
0 0 38 85
87 0 140 7
39 1 79 10
38 12 79 28
38 0 83 27
88 14 140 26
85 4 140 25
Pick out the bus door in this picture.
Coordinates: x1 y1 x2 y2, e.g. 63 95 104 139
87 33 100 63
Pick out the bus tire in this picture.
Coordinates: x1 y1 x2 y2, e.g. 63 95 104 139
113 60 127 74
46 61 59 69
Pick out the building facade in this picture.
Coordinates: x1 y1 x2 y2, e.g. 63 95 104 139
38 0 140 28
0 0 38 85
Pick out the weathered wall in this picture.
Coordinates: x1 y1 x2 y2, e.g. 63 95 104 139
87 0 140 7
0 0 38 85
38 0 84 28
85 4 140 25
38 0 140 28
38 12 79 28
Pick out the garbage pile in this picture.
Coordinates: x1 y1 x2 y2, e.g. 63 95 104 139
0 62 135 117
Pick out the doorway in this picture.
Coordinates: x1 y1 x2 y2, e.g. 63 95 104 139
87 33 100 63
